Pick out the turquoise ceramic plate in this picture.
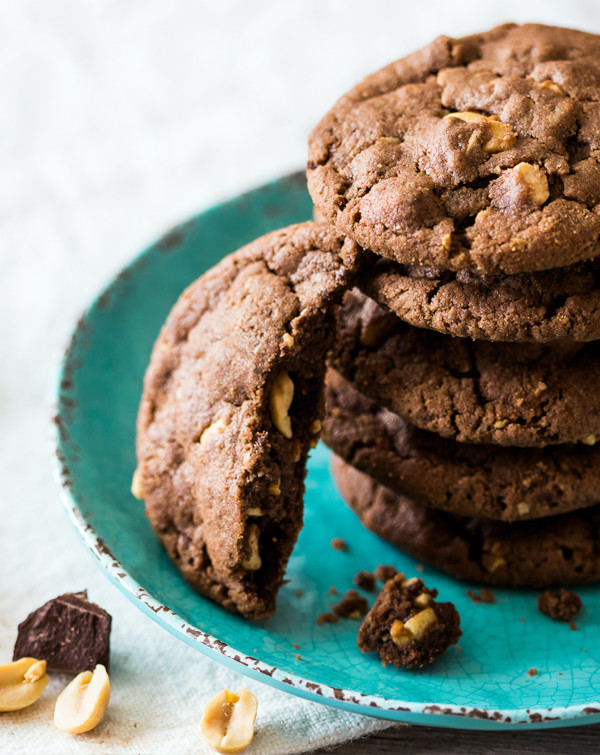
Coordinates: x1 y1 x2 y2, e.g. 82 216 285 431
54 173 600 731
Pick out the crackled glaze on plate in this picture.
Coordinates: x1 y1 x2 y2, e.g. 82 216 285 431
54 173 600 730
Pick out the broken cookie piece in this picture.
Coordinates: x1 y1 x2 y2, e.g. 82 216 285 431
13 592 111 674
357 574 461 669
538 589 583 622
134 222 361 619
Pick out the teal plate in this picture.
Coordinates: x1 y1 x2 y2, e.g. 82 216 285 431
54 173 600 731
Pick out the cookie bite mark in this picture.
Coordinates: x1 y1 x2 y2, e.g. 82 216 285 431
358 573 461 668
135 222 361 619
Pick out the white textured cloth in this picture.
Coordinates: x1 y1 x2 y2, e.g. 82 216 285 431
2 1 599 752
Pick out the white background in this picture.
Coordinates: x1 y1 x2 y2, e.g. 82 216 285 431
2 1 600 752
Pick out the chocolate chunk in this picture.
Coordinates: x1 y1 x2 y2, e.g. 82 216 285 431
538 589 583 622
13 591 111 673
332 589 369 619
353 571 376 591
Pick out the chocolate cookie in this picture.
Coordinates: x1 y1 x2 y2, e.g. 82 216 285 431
333 455 600 588
308 24 600 275
362 256 600 343
134 222 360 619
323 370 600 522
357 573 461 668
333 290 600 446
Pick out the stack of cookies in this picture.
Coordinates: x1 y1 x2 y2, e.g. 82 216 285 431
308 23 600 588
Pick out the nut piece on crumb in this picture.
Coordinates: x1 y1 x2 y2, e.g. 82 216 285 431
54 664 110 734
358 574 461 669
538 589 582 622
527 668 538 677
200 687 257 754
0 658 48 712
373 565 398 583
466 588 496 605
353 571 376 591
333 590 369 619
330 537 347 552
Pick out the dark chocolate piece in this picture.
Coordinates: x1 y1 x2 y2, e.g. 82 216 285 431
13 591 111 673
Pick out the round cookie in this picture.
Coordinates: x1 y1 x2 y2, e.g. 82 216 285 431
323 369 600 522
332 455 600 588
333 290 600 446
362 256 600 343
308 24 600 275
134 222 360 620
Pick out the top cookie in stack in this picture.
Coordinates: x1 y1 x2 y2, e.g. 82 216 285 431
308 22 600 342
309 23 600 587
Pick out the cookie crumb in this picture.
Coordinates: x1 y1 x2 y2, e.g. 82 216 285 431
538 589 582 622
327 586 339 596
415 564 424 573
353 571 376 591
466 588 496 605
333 590 369 619
358 574 460 669
295 654 301 660
294 590 303 598
292 643 300 649
520 617 525 622
330 537 347 552
316 612 339 626
454 645 461 653
527 668 538 677
373 565 398 583
569 621 578 632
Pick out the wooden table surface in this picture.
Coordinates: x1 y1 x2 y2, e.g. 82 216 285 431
312 722 600 753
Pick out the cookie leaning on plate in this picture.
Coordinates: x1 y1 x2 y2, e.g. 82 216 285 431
362 256 600 343
308 23 600 274
133 222 361 619
332 290 600 447
323 370 600 523
332 455 600 588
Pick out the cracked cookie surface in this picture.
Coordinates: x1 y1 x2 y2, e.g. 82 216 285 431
134 222 360 619
323 370 600 522
333 455 600 588
308 24 600 274
333 290 600 446
362 255 600 342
